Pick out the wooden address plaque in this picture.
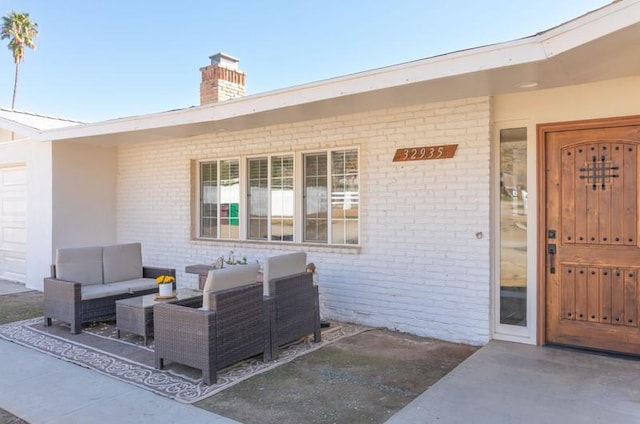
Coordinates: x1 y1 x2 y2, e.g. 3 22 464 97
393 144 458 162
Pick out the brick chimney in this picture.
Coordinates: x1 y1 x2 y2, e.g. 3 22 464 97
200 53 246 104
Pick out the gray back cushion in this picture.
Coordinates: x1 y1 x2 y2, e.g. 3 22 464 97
55 246 104 286
202 263 260 310
263 252 307 296
103 243 143 284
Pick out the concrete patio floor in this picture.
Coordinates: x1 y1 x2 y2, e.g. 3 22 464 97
1 280 639 423
387 339 640 423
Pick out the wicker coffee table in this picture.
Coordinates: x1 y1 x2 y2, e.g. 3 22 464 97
115 288 202 344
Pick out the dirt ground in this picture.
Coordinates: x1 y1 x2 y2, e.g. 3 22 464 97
0 291 43 325
0 289 478 424
196 329 477 424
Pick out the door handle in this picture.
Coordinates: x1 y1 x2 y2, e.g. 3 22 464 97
548 244 557 274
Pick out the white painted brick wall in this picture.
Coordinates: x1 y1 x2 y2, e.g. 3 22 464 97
117 96 492 345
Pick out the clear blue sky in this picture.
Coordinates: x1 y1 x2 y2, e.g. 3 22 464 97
0 0 611 122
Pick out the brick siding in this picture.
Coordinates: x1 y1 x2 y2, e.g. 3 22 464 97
117 96 492 345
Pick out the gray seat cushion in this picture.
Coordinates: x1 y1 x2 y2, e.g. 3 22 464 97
103 243 143 284
81 278 157 300
55 246 104 286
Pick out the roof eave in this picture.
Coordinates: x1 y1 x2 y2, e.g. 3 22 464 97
36 0 640 144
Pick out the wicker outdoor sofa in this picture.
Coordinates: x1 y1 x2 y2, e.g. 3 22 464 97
44 242 175 334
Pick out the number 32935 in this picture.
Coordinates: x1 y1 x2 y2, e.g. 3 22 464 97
392 144 457 162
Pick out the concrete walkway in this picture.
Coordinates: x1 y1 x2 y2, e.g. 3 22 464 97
0 280 235 424
2 280 640 423
0 338 238 424
387 339 640 424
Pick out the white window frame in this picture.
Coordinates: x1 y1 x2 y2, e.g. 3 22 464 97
196 146 360 246
301 147 361 245
246 153 296 242
198 157 242 240
491 121 537 345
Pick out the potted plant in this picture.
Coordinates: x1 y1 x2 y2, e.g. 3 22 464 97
155 275 175 297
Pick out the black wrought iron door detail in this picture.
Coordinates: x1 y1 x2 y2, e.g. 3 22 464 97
579 155 619 190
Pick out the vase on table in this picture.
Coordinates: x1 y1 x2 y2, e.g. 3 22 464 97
158 283 173 297
155 275 175 297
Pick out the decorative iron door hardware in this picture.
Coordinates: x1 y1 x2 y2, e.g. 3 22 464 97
579 155 619 190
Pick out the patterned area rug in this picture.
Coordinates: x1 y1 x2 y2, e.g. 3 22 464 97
0 317 367 403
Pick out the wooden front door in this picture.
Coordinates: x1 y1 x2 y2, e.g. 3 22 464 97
543 117 640 355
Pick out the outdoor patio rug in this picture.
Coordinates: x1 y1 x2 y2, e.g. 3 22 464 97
0 317 367 403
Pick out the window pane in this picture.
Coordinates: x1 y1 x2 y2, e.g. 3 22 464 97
271 155 294 241
304 153 328 243
248 158 268 240
500 128 528 326
330 218 359 245
200 150 358 245
331 150 358 244
200 162 218 237
219 159 240 239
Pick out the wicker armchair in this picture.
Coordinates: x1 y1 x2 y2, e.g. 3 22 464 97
154 263 268 385
263 252 321 360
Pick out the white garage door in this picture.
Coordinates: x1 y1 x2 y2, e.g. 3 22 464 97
0 165 27 283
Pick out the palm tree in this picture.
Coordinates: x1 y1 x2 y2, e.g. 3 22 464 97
1 12 38 110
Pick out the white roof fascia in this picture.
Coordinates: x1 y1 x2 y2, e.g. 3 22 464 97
0 117 40 138
37 0 640 143
33 40 546 143
0 108 83 139
541 0 640 58
35 38 547 143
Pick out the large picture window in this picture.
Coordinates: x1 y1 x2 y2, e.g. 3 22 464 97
199 148 358 245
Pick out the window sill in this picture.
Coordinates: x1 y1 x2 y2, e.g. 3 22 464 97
191 237 362 254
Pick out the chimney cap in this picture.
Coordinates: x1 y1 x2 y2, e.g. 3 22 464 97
209 52 240 70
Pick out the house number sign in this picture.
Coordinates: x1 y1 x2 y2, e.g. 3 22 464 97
392 144 457 162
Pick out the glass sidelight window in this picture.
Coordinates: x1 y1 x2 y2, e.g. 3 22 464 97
499 128 528 326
